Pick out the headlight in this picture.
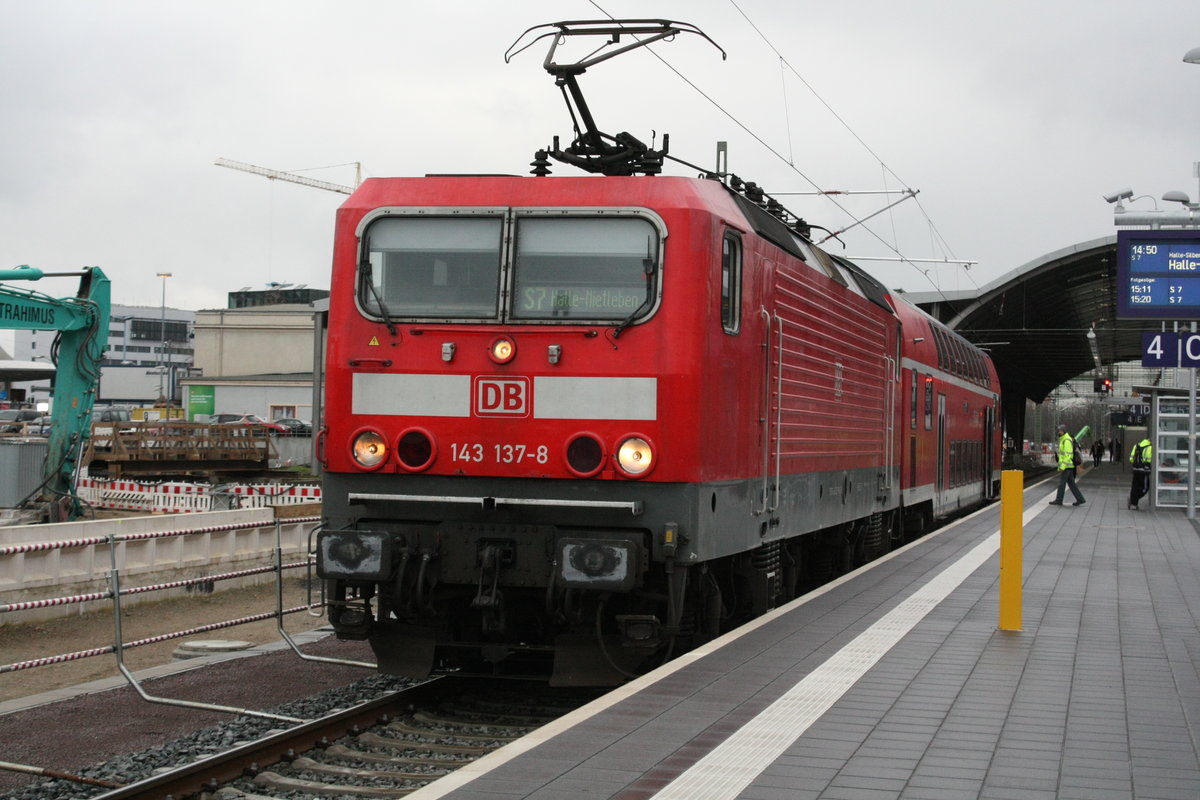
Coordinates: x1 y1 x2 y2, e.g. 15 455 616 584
352 430 388 469
616 435 654 477
489 336 516 364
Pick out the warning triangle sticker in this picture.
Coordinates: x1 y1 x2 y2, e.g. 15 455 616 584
368 336 380 346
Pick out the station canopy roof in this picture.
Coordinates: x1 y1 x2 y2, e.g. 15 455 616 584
0 360 57 382
0 344 56 383
902 235 1155 404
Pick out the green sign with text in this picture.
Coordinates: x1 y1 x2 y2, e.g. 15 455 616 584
187 385 215 420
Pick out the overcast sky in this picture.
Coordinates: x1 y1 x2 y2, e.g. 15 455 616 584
1 1 1198 311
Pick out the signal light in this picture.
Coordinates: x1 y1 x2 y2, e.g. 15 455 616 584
565 433 605 477
396 428 435 472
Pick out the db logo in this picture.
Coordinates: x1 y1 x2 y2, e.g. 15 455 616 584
473 377 530 417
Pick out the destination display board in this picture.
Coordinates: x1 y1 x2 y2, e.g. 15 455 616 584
1117 230 1200 319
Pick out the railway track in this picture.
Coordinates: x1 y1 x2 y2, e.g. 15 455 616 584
89 677 598 800
13 468 1066 799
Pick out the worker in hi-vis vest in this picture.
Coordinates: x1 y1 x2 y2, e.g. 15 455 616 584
1128 437 1153 510
1049 423 1085 507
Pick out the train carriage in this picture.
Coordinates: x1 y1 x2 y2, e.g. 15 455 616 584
316 173 1001 685
894 297 1002 529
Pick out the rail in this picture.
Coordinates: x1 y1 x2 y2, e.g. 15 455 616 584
0 511 375 721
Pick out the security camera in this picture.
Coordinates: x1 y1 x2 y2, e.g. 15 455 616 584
1103 188 1134 203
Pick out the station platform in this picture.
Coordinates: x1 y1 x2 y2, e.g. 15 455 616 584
413 461 1200 800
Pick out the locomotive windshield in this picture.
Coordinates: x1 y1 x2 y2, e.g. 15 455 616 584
360 217 504 319
511 217 658 321
358 212 661 324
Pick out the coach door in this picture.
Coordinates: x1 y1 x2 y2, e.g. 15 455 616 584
983 404 996 499
936 393 947 492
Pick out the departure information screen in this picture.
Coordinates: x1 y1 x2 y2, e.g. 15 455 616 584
1117 230 1200 319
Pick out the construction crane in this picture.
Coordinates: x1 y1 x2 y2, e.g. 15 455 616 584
214 157 359 194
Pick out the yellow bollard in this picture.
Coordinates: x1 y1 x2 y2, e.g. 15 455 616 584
999 469 1023 631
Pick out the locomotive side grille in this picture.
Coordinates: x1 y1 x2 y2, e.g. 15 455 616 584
769 267 891 464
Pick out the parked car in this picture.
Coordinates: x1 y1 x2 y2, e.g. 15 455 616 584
92 406 133 423
273 417 312 436
0 408 42 434
210 413 288 434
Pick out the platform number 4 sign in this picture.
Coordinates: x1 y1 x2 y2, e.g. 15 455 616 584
1142 332 1178 367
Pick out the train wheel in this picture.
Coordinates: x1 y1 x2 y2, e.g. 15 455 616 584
805 542 836 588
861 513 890 562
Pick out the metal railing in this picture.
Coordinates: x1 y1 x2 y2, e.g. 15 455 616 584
1 513 375 721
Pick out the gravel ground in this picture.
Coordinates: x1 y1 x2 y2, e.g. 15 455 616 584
1 644 407 798
0 605 388 796
1 579 329 703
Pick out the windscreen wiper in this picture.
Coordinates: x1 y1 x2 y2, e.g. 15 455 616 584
612 243 656 339
360 261 398 337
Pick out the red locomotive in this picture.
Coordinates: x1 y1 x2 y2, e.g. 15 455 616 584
315 21 1001 684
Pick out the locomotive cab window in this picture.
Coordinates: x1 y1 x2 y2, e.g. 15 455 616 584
721 232 742 334
512 216 661 321
360 217 503 319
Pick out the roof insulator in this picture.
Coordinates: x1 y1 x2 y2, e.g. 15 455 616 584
529 150 553 176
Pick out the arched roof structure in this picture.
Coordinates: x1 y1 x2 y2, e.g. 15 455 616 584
901 235 1149 437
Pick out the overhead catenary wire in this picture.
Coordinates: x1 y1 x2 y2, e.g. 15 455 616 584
727 0 978 293
582 1 960 296
778 55 794 166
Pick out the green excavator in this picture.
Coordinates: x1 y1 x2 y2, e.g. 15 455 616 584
0 265 110 520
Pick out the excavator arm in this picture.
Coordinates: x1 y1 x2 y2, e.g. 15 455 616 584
0 265 110 519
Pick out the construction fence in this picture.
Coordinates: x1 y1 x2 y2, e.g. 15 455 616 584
0 507 319 626
76 475 322 515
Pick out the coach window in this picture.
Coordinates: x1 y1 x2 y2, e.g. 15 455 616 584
924 373 934 430
512 216 661 322
911 369 918 429
359 217 503 319
721 232 742 334
930 327 943 369
951 336 966 377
